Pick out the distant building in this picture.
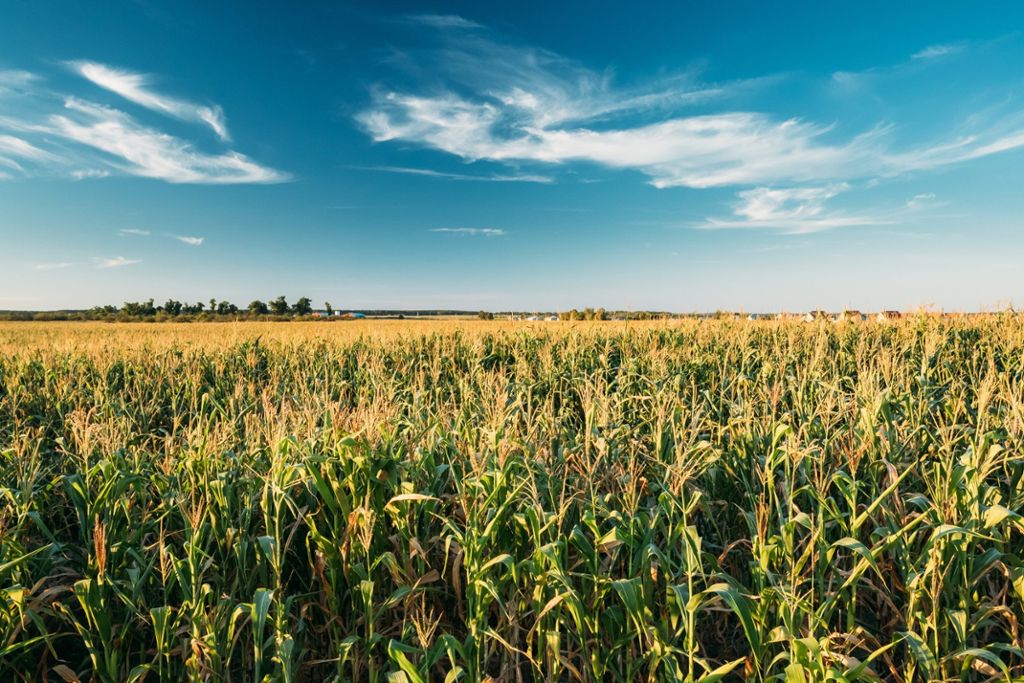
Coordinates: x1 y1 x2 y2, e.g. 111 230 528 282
838 310 865 322
804 310 829 322
876 310 901 321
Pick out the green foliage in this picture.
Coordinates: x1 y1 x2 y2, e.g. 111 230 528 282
269 295 289 315
291 297 312 316
1 319 1024 681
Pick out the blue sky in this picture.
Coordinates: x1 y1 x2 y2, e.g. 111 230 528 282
2 1 1024 312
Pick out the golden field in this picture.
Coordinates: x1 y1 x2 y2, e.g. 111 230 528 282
1 317 1023 681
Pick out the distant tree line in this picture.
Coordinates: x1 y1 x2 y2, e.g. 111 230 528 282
110 296 318 320
0 296 329 322
558 308 671 320
477 309 675 321
0 301 680 322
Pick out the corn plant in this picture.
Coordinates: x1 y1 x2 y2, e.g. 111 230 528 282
0 317 1022 681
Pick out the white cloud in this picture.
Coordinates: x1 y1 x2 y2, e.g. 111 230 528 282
0 70 36 85
363 89 1024 190
0 66 285 184
701 182 949 234
0 134 52 160
734 185 848 221
175 235 204 246
357 27 1024 192
94 256 142 268
71 168 110 180
34 262 73 270
698 184 895 234
912 44 963 60
356 165 552 183
833 43 967 94
0 134 59 174
361 94 872 188
46 97 285 184
70 61 230 140
906 192 937 209
0 70 37 96
406 14 482 30
118 228 150 236
431 227 506 236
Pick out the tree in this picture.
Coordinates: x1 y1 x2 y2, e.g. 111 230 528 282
209 298 217 313
122 301 144 316
216 300 238 315
477 310 494 320
292 297 312 316
248 300 269 315
162 299 183 315
122 299 156 317
324 301 333 316
269 296 289 315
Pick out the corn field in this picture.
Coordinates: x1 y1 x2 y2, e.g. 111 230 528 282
1 319 1023 682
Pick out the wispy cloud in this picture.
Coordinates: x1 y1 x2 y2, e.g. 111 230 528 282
0 70 37 96
698 182 950 234
0 65 286 184
833 42 968 94
0 70 36 85
912 43 964 60
71 168 110 180
358 23 1024 194
70 61 230 140
406 14 482 30
117 229 205 245
33 262 73 271
45 97 285 184
0 134 53 160
906 192 938 209
94 255 142 268
0 133 58 172
697 184 896 233
431 227 506 236
355 165 552 183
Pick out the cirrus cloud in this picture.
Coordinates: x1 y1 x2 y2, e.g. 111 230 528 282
94 255 142 268
431 227 506 236
357 22 1024 203
0 62 286 184
70 61 230 141
47 98 284 184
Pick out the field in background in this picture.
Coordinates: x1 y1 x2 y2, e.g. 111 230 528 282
2 318 1023 681
0 319 633 354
